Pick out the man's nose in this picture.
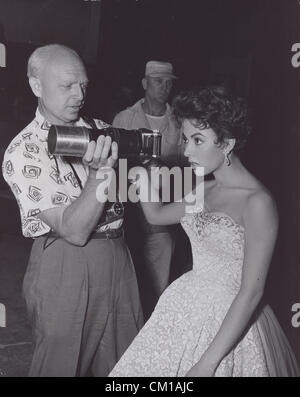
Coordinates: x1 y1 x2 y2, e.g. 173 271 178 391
163 82 171 91
73 84 85 100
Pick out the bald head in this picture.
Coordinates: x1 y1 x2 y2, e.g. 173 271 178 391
27 44 84 79
28 44 89 126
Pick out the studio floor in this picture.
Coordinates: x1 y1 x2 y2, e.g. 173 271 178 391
0 233 33 377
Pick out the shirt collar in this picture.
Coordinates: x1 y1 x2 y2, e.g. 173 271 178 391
140 99 171 116
34 108 85 141
33 108 51 141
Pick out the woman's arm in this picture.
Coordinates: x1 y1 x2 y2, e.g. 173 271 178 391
141 200 185 226
131 166 201 225
186 190 278 376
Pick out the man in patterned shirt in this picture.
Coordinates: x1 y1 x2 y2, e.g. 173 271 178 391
2 44 143 377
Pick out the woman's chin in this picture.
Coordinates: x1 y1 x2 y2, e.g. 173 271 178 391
191 165 205 177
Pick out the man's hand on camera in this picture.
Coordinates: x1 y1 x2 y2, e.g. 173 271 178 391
83 135 118 175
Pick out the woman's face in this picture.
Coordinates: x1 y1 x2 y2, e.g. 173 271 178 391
182 119 225 175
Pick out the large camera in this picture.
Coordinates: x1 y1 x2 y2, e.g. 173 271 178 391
48 125 162 158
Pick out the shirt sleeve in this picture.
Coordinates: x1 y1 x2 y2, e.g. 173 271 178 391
112 111 128 128
2 139 73 238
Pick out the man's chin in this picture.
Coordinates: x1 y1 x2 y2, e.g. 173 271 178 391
58 117 79 126
65 110 81 122
158 96 168 102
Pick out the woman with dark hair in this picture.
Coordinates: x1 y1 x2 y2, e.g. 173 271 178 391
109 86 299 377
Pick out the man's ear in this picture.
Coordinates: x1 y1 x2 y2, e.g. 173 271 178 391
142 77 147 91
29 77 42 98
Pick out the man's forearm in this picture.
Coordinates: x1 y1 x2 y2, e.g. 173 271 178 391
39 136 118 245
39 170 108 246
60 171 106 245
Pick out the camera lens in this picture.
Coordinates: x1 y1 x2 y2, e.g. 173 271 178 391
48 125 161 158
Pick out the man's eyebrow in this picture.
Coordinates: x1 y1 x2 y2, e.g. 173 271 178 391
59 79 89 85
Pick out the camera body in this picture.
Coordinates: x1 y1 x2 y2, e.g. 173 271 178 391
48 125 162 159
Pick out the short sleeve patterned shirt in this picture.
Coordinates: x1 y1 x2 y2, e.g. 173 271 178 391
2 109 123 238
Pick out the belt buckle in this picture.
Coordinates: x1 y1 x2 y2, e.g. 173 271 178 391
104 229 111 240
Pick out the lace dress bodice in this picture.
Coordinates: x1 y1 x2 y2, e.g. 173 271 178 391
181 210 245 297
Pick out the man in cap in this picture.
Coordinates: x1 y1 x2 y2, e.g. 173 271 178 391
2 44 143 376
113 61 186 319
113 60 183 166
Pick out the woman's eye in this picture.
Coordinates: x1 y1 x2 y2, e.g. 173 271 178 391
182 137 188 144
194 138 203 145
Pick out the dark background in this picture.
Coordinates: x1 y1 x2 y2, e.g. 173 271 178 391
0 0 299 363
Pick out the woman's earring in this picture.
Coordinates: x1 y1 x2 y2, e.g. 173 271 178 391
224 152 231 166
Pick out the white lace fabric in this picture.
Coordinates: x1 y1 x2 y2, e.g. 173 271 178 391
109 210 300 377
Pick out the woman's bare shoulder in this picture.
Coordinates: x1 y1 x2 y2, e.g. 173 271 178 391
243 185 278 227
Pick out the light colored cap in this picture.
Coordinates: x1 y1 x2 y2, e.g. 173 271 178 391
145 60 177 79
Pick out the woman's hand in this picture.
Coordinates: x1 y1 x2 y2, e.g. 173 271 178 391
185 359 217 377
83 135 118 172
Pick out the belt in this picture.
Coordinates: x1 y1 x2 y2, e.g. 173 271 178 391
91 228 123 240
46 227 124 241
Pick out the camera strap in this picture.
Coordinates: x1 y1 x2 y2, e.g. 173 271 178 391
82 115 98 130
66 159 83 190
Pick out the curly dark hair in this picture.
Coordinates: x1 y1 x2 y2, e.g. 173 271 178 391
172 86 251 152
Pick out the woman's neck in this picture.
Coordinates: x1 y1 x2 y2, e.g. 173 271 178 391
212 155 247 188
